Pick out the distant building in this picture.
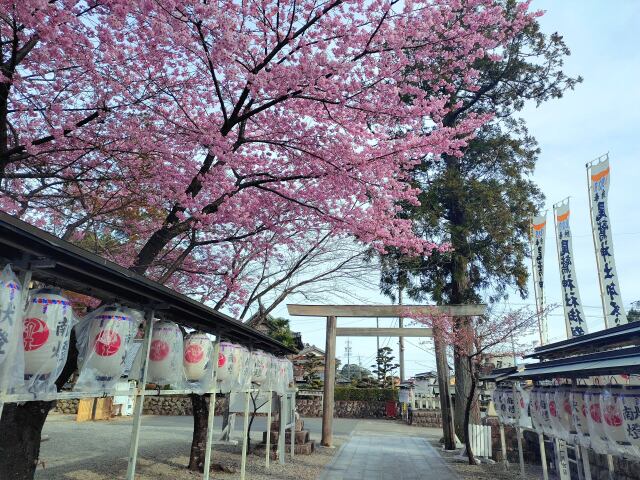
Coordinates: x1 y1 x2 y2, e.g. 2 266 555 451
291 344 326 383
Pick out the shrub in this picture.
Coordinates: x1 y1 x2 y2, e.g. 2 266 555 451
334 387 397 402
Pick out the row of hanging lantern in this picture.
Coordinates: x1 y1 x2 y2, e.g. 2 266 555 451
493 379 640 458
0 265 294 398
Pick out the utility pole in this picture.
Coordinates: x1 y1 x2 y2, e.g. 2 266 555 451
345 339 352 381
398 287 405 382
376 317 380 353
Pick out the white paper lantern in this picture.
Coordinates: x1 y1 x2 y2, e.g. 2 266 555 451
621 388 640 449
183 332 212 382
515 385 532 429
538 387 554 435
530 388 545 433
585 387 610 454
571 386 591 447
250 350 269 385
600 386 639 457
0 268 21 367
81 306 136 382
147 320 183 385
23 288 73 380
553 385 575 441
493 385 508 424
216 342 239 387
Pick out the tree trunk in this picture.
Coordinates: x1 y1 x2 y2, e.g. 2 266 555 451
454 319 479 441
464 356 478 465
0 331 78 480
188 394 210 472
0 401 54 480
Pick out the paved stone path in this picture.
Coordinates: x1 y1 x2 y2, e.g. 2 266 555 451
318 421 459 480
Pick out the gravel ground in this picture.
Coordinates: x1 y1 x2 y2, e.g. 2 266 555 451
37 442 342 480
35 414 350 480
428 438 544 480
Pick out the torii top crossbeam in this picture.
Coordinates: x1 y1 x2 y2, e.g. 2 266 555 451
287 303 486 317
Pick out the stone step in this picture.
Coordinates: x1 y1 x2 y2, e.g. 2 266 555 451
261 441 316 458
263 430 310 444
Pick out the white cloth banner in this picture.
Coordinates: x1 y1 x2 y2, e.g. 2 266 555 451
588 158 627 327
531 214 548 344
554 201 588 337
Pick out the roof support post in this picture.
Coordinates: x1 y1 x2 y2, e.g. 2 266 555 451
126 309 154 480
203 337 220 480
321 315 337 447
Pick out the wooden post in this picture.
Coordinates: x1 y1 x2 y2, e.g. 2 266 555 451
321 315 337 447
538 433 549 480
499 424 508 468
265 391 272 468
434 333 455 450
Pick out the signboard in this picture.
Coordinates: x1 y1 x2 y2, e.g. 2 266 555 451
553 200 588 338
587 157 628 327
531 214 548 345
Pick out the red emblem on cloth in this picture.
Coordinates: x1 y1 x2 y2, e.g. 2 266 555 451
590 403 602 423
94 330 122 356
185 344 204 364
604 404 622 427
23 317 50 351
549 400 557 417
520 397 525 408
564 398 572 415
218 352 226 368
150 340 170 361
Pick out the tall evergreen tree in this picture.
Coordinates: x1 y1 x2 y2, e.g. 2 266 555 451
380 3 581 439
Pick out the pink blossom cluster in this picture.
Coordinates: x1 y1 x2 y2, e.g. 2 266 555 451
0 0 538 310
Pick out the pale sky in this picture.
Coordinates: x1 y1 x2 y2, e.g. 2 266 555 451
273 1 640 378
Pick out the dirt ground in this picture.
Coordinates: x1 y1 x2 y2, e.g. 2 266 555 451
430 439 544 480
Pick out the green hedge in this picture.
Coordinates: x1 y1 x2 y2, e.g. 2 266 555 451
334 387 397 402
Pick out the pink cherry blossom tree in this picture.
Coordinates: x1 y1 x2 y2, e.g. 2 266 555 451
0 1 540 477
409 307 541 464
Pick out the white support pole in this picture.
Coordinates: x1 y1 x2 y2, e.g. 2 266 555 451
513 385 525 478
126 310 154 480
606 454 614 480
555 439 571 480
538 433 549 480
265 391 273 468
290 390 295 459
279 394 286 465
203 339 220 480
581 446 592 480
499 423 508 469
574 444 584 480
516 426 525 478
240 390 251 480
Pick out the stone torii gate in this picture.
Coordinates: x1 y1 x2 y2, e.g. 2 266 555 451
287 304 486 448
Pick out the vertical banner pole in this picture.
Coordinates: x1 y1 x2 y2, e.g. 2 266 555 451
265 390 273 468
203 338 220 480
586 155 628 327
240 389 251 480
587 161 610 326
530 215 548 346
553 199 588 338
126 309 154 480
